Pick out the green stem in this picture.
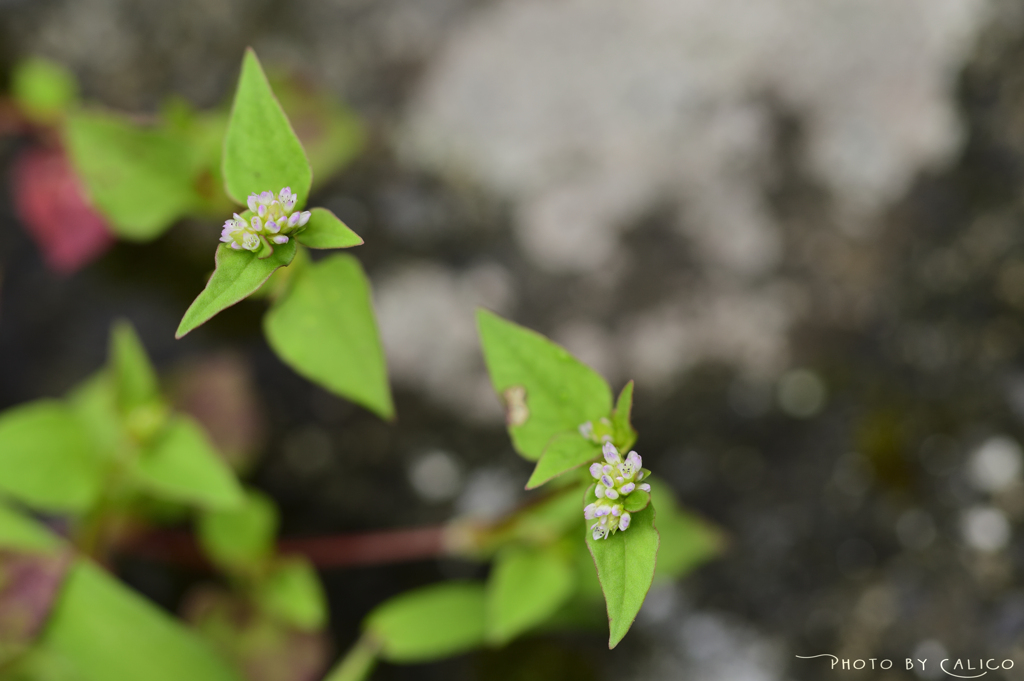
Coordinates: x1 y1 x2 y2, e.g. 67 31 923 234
322 634 380 681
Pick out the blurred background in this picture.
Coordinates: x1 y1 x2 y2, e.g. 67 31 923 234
4 0 1024 678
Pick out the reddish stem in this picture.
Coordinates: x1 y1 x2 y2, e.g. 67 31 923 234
121 525 450 571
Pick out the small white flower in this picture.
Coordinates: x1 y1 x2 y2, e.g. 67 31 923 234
579 421 595 439
582 445 652 537
224 188 313 252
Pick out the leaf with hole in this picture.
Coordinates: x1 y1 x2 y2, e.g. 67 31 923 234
477 310 611 461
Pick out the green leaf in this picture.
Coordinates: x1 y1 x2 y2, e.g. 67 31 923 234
585 488 659 649
264 254 394 419
647 480 722 582
622 489 650 514
486 546 575 645
525 432 600 490
197 489 278 573
477 310 612 461
11 57 77 124
176 239 297 338
109 320 160 412
66 372 123 459
296 208 363 250
322 636 378 681
611 381 637 451
255 558 327 630
65 110 200 240
41 560 242 681
0 503 61 553
0 401 103 513
223 49 311 205
132 416 243 511
365 582 486 663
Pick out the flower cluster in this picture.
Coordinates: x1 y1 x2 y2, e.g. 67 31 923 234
220 187 312 252
584 442 650 540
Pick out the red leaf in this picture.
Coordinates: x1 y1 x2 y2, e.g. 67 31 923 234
13 146 114 274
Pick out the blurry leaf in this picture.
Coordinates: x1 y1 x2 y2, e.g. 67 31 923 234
272 75 365 188
0 549 73 665
0 401 103 513
170 353 264 472
66 372 123 459
486 545 575 645
183 586 329 681
648 480 722 582
477 310 612 461
176 240 298 338
11 58 77 124
264 254 393 419
256 558 327 631
322 636 378 681
133 416 244 511
585 488 659 649
198 489 278 573
0 646 84 681
223 50 311 205
12 147 113 274
42 560 242 681
65 110 200 240
109 320 160 413
365 582 486 663
0 504 61 553
296 208 363 250
525 432 600 490
610 381 637 452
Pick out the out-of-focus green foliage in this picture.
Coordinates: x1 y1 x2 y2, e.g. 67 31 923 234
11 57 77 124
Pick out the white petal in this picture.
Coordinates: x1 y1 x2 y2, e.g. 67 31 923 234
620 482 635 494
604 488 619 500
603 442 620 464
619 513 631 531
589 463 603 479
638 483 651 492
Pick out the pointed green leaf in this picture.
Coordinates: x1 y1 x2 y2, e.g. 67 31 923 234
67 372 123 459
647 480 722 582
365 582 486 663
525 432 600 490
264 254 394 419
197 489 278 573
176 240 297 338
223 49 311 204
11 57 77 124
42 560 242 681
256 558 327 631
486 545 575 645
0 503 61 553
296 208 363 250
0 401 103 513
132 416 243 511
585 487 659 649
477 310 612 461
109 321 159 412
65 110 200 240
611 381 637 451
